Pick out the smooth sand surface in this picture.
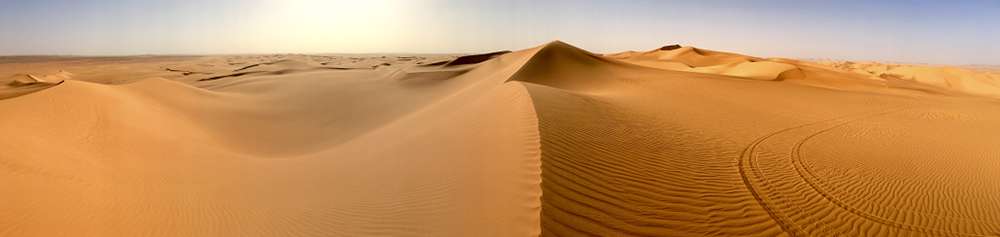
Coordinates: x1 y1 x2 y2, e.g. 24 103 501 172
2 41 1000 236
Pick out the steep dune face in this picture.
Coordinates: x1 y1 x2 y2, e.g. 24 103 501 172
508 41 670 92
8 74 47 86
2 41 1000 236
1 73 65 99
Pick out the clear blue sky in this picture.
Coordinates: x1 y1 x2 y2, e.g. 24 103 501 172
1 0 998 64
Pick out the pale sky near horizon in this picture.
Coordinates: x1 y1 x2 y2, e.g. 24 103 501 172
0 0 998 64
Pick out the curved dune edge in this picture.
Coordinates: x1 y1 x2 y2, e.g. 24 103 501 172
0 81 63 100
0 72 71 100
510 41 1000 235
0 47 547 236
3 41 1000 236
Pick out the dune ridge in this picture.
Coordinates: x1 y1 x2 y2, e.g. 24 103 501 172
607 45 806 81
3 41 1000 236
0 49 543 236
519 42 1000 236
1 72 67 99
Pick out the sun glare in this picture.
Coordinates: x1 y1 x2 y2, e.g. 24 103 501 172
260 0 409 52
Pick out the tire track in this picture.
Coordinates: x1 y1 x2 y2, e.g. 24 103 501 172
743 105 1000 236
738 106 908 236
788 108 1000 236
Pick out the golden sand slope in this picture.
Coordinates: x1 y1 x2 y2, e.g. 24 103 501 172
2 42 1000 236
532 42 1000 236
815 60 1000 98
0 53 541 236
1 74 63 99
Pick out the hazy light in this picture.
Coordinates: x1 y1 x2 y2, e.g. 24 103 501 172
0 0 997 64
259 0 415 52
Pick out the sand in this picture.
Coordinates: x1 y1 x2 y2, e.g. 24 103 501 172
2 41 1000 236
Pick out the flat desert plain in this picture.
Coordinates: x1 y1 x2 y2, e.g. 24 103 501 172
2 41 1000 236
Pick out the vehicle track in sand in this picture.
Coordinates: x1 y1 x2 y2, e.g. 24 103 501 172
742 105 1000 236
739 106 913 236
788 110 1000 236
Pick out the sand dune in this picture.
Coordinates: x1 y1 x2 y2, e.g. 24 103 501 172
815 60 1000 98
7 74 46 86
607 45 805 81
2 41 1000 236
1 73 65 99
0 52 539 236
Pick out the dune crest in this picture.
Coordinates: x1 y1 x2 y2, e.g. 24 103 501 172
607 45 805 81
2 41 1000 236
0 72 67 99
6 71 72 86
505 41 668 91
511 42 1000 236
8 73 46 86
0 48 544 236
445 50 512 66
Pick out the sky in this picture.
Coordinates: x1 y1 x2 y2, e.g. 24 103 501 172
0 0 998 64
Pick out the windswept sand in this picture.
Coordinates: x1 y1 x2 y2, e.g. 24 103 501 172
2 41 1000 236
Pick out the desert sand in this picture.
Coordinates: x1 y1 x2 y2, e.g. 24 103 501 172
2 41 1000 236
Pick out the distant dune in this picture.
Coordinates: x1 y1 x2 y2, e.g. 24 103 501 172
813 60 1000 98
606 45 804 81
2 41 1000 236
